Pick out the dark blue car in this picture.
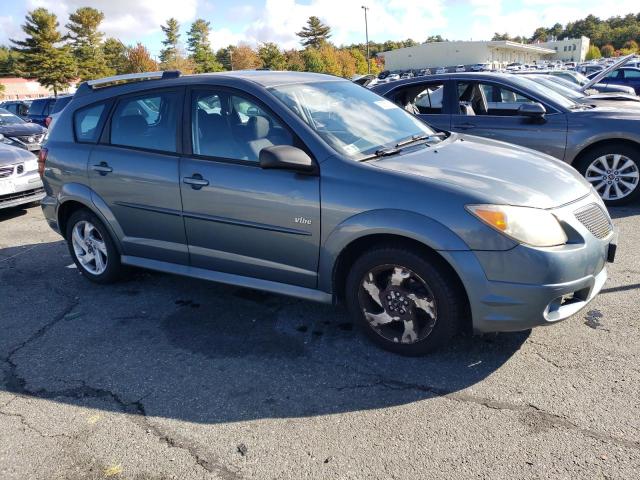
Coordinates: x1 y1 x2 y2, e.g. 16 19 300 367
26 97 57 127
588 67 640 95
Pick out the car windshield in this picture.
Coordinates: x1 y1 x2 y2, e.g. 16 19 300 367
507 75 578 109
525 76 584 101
269 80 434 160
0 108 25 125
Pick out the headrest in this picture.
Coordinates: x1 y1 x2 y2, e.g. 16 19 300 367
248 115 270 139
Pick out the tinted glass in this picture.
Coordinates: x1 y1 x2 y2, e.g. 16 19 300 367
52 96 73 114
270 81 434 160
191 90 293 162
28 99 47 116
0 108 25 125
623 69 640 78
74 103 107 143
111 91 179 152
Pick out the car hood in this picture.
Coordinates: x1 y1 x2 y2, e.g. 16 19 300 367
0 121 46 136
0 143 37 165
371 134 591 209
570 105 640 119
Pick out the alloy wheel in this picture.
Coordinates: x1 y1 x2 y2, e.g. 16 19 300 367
358 264 437 345
71 220 108 275
585 154 639 201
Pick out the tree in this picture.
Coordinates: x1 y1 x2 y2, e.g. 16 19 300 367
492 33 512 41
215 46 234 70
301 48 325 72
66 7 109 81
11 8 77 96
623 39 639 52
297 16 332 48
425 35 446 43
187 19 224 73
103 38 128 75
160 18 180 67
585 45 602 60
125 43 157 73
600 44 615 57
283 49 304 71
0 46 21 76
231 44 262 70
531 27 548 42
258 42 286 70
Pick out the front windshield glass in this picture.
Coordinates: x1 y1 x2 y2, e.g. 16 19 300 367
0 108 25 126
507 75 578 109
269 81 434 160
526 76 584 100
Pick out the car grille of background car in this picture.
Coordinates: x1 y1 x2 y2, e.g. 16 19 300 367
574 203 613 239
0 166 14 178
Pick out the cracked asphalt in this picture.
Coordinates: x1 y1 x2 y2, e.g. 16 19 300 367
1 203 639 480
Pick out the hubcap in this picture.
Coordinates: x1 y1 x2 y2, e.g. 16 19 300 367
71 220 108 275
358 265 437 345
586 154 639 201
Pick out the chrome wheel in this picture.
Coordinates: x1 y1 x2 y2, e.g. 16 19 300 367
71 220 108 275
358 265 437 345
586 154 639 201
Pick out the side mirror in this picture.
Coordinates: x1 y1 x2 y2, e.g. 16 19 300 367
259 145 317 174
518 102 546 119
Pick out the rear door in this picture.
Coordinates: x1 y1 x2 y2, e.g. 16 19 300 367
450 80 568 160
87 88 188 264
179 87 320 288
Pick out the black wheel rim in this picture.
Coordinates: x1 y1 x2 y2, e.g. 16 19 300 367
357 264 437 345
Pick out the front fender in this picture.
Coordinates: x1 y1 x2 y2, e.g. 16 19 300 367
318 209 470 293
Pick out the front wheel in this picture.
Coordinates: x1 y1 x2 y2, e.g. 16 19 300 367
345 246 464 356
576 145 640 206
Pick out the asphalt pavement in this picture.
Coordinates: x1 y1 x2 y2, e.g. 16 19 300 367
1 202 639 479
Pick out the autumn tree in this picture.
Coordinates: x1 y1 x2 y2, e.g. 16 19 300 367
187 19 224 73
297 16 332 48
11 8 77 96
600 44 615 57
258 42 286 70
283 49 304 71
66 7 109 81
103 38 128 75
301 48 325 72
125 43 157 73
231 44 262 70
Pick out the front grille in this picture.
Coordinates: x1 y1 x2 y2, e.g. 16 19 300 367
13 134 44 145
0 187 45 204
0 166 13 178
574 203 612 239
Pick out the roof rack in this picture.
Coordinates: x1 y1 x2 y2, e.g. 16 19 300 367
76 71 181 96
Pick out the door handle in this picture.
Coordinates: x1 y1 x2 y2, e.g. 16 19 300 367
455 123 476 130
183 174 209 189
92 162 113 175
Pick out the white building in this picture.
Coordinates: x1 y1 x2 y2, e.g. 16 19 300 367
380 37 589 71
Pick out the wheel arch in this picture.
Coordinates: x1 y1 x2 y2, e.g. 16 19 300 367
570 137 640 166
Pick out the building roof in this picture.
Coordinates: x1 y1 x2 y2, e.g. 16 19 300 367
486 41 555 54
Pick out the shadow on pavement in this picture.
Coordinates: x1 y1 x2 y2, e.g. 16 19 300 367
1 240 529 425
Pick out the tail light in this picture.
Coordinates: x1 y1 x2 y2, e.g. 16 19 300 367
38 148 48 178
45 116 52 128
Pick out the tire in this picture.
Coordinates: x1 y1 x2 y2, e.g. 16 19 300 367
575 144 640 206
345 246 464 356
65 209 122 284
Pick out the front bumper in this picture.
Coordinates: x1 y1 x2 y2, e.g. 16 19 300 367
0 165 45 209
441 194 615 333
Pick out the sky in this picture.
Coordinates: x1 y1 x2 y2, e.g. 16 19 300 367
1 0 639 58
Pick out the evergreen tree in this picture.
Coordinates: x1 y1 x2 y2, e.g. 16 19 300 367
297 16 332 48
11 8 76 96
66 7 109 81
103 38 129 75
258 42 287 70
187 19 224 73
160 18 180 67
0 46 22 76
215 46 235 70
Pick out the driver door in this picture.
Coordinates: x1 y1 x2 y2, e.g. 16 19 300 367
451 81 568 160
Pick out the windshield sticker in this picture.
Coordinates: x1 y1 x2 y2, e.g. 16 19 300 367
374 99 397 110
343 144 359 155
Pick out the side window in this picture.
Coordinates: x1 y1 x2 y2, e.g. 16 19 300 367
191 90 293 163
622 69 640 79
395 83 444 114
28 100 45 116
458 82 535 116
74 103 107 143
110 91 179 152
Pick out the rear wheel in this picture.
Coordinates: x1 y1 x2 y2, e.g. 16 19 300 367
576 144 640 206
345 246 464 356
65 209 122 284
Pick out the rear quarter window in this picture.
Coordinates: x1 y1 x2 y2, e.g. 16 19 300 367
74 103 107 143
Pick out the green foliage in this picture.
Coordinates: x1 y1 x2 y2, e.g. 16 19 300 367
585 45 602 60
0 46 22 76
103 38 128 75
297 16 332 48
160 18 180 66
301 48 325 73
215 46 234 70
258 42 287 70
187 19 224 73
66 7 110 81
283 49 304 71
11 8 77 95
425 35 446 43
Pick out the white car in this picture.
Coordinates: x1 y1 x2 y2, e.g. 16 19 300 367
455 65 466 72
0 142 44 209
435 67 447 74
386 74 400 82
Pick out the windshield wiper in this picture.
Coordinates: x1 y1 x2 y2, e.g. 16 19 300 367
357 147 402 162
395 134 430 148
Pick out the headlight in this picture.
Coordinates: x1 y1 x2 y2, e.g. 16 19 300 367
466 204 567 247
0 135 14 145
